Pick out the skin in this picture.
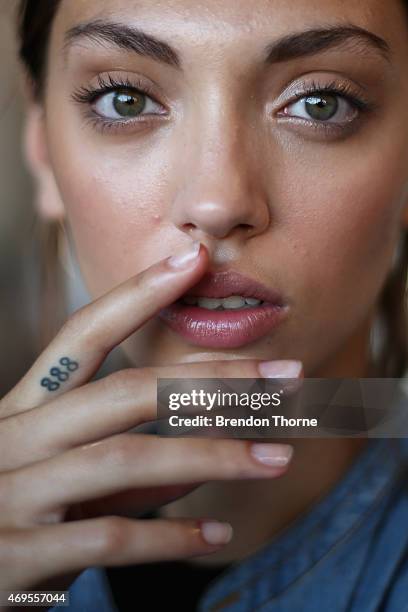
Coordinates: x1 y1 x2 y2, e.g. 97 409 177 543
1 249 299 597
4 0 406 582
30 0 408 373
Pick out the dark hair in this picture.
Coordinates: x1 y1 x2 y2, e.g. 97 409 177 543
17 0 62 100
16 0 408 375
18 0 66 347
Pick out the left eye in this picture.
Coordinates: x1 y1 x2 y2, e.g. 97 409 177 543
93 88 162 119
284 93 357 123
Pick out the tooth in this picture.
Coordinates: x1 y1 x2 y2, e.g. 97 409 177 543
183 296 198 305
197 297 223 310
190 295 262 310
222 296 246 309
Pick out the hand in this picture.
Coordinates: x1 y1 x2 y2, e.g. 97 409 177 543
0 241 300 599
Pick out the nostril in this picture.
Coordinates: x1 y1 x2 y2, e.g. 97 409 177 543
240 224 255 233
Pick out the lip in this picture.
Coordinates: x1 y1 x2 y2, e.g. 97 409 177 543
157 270 289 349
180 270 285 304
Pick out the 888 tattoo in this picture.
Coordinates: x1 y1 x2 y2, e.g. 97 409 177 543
40 357 79 392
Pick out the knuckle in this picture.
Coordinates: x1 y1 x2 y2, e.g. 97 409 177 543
129 265 153 294
213 440 250 478
190 438 240 478
95 516 130 556
103 369 140 401
210 361 237 379
60 306 90 339
108 435 135 465
98 433 139 468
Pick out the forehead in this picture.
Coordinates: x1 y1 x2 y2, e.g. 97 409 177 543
52 0 408 72
56 0 402 36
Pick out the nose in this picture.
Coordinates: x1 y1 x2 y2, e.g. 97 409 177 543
170 108 270 242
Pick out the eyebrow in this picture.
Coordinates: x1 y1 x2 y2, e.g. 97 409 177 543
62 19 391 70
63 19 181 68
265 24 390 64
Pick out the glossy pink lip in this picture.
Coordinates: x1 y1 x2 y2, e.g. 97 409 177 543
157 271 289 349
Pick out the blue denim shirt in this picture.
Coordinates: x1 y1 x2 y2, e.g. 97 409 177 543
51 434 408 612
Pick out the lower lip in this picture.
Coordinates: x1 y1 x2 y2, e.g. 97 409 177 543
157 301 289 348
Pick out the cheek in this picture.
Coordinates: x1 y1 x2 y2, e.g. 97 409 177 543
49 145 178 297
281 140 408 324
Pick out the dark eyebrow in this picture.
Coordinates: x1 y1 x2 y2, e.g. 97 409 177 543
63 19 391 71
265 24 390 64
63 18 181 69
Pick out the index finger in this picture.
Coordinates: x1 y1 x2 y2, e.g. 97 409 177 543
1 241 206 416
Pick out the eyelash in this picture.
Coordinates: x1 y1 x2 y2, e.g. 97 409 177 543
71 74 165 134
71 75 375 136
291 78 371 109
278 78 375 132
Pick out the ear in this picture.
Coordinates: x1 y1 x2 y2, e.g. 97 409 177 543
23 104 65 221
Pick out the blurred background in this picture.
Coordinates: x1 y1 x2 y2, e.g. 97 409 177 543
0 2 128 397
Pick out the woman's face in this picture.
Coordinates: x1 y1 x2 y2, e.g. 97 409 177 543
35 0 408 375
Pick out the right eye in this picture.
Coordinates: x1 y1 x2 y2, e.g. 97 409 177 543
93 88 164 120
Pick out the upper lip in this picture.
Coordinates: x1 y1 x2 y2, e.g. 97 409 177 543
181 271 285 305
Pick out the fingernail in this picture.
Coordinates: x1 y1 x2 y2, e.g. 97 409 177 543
200 521 233 545
258 360 302 378
250 443 294 466
167 241 201 269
